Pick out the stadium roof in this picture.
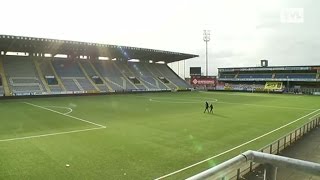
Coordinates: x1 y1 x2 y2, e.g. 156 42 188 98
218 65 320 72
218 65 320 69
0 35 198 63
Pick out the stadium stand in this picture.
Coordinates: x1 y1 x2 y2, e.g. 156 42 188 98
37 58 64 92
52 58 96 92
218 63 320 94
220 74 236 78
3 56 46 95
161 64 191 89
78 60 112 92
141 63 171 90
113 61 146 90
126 62 167 90
1 57 191 96
92 60 138 91
0 58 10 96
0 75 3 96
238 74 272 79
274 73 316 79
0 35 197 96
149 63 191 89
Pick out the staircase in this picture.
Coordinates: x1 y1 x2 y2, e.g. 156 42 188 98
113 62 140 89
49 59 66 92
88 61 113 92
78 62 99 92
143 63 171 89
33 58 51 93
0 57 11 96
235 72 239 78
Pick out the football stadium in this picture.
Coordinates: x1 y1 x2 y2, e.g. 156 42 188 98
0 34 320 180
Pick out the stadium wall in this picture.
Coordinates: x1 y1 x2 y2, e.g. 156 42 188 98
0 89 173 100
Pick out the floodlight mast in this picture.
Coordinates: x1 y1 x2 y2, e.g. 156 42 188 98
203 30 211 77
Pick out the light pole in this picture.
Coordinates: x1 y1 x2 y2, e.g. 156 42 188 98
203 30 211 77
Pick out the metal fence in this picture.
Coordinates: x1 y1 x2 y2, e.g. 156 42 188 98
206 117 320 180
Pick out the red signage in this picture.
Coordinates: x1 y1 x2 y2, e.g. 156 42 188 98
191 76 216 86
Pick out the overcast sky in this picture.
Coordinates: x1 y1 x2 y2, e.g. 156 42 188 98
1 0 319 77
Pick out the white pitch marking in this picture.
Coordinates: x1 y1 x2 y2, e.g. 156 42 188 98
146 96 316 111
0 127 105 142
149 99 218 104
199 91 304 98
155 109 320 180
215 101 316 111
23 102 106 128
43 106 73 115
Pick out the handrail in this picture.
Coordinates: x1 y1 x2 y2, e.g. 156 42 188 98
187 117 320 180
187 150 320 180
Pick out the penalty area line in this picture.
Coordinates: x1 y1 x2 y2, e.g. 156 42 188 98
0 127 105 143
154 109 320 180
43 106 73 115
23 102 106 128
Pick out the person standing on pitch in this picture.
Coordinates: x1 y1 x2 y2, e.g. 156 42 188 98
209 104 214 113
204 101 209 113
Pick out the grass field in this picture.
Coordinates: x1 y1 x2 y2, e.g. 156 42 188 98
0 91 319 180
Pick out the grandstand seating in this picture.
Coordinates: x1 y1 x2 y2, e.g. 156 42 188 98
52 59 95 92
140 63 169 90
3 56 46 95
146 64 175 89
220 73 316 79
220 74 236 78
0 76 3 95
92 61 137 91
127 62 167 90
274 73 316 79
238 74 272 79
150 63 191 89
0 56 190 96
37 59 63 92
78 60 109 92
113 62 145 90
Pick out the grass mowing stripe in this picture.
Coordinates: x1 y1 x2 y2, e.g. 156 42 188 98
0 127 105 142
23 102 106 128
215 101 316 111
155 109 320 180
143 96 315 110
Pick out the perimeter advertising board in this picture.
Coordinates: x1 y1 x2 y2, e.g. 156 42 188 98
190 76 216 89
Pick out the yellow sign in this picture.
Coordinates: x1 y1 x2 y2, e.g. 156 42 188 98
265 82 283 90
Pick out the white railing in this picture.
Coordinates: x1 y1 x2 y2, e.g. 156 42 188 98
187 117 320 180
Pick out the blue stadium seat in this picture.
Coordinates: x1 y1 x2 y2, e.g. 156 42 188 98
275 74 316 79
237 74 272 78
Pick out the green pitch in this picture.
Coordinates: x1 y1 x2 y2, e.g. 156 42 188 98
0 92 319 180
